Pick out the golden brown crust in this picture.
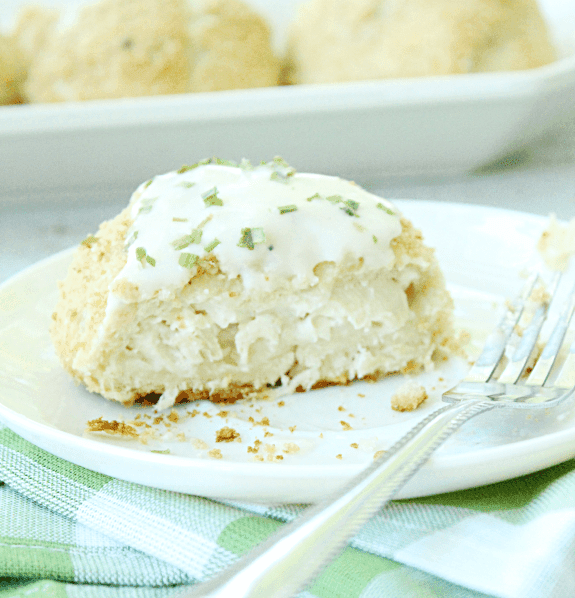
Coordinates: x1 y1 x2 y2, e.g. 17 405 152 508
50 207 132 381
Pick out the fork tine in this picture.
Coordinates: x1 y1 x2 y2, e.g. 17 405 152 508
496 271 562 385
464 271 540 383
527 277 575 388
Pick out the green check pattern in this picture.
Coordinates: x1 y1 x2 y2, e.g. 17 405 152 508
1 423 575 598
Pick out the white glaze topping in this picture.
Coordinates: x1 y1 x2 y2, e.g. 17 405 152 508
113 159 402 299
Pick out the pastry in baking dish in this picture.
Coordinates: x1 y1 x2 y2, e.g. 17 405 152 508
19 0 279 102
283 0 556 84
51 158 454 409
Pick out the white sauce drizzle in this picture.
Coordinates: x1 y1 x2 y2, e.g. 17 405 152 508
113 160 402 299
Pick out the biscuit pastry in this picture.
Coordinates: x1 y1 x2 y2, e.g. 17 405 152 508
51 158 454 409
0 34 26 105
284 0 556 84
22 0 279 102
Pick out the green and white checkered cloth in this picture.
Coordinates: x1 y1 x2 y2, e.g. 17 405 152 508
1 422 575 598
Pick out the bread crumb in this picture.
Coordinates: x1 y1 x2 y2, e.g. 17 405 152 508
283 442 300 454
167 410 179 423
336 454 342 460
264 443 276 454
373 450 385 460
215 426 240 443
208 449 222 459
289 425 296 433
391 382 428 412
264 430 273 438
192 438 209 450
86 417 138 438
350 443 359 449
340 420 352 431
253 454 264 462
338 406 345 411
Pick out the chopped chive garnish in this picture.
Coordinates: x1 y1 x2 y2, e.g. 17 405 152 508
81 235 98 246
278 204 297 214
270 171 289 183
251 228 265 244
172 217 188 222
204 238 221 253
177 164 196 174
213 158 237 166
273 156 290 168
172 235 193 250
179 253 199 268
373 235 378 243
151 449 170 454
341 199 360 217
202 187 223 207
143 179 153 188
307 192 321 202
190 228 203 244
326 194 342 204
238 228 254 250
145 255 156 267
126 230 138 246
353 222 366 232
268 245 274 251
376 203 394 215
135 247 146 262
138 197 158 214
177 181 195 189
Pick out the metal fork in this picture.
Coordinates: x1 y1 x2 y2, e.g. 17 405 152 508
183 271 575 598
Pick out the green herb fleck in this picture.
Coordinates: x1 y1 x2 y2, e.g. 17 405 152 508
151 449 171 454
326 195 342 204
273 156 291 168
145 255 156 267
376 203 394 215
213 158 237 167
238 228 254 250
179 253 199 269
81 235 98 247
138 197 158 215
204 238 221 253
172 217 188 222
172 235 192 250
202 187 223 207
268 245 274 251
307 192 321 202
143 179 153 188
135 247 146 262
341 199 360 217
126 230 139 247
177 181 195 189
251 228 265 244
353 222 366 232
278 204 297 214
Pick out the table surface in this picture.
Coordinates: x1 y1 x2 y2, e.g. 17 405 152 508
2 116 575 285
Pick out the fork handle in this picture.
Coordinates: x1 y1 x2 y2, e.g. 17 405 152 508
184 399 494 598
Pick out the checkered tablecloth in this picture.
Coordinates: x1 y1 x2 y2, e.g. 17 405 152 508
2 423 575 598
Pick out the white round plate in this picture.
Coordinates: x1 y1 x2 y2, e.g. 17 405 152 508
1 200 574 504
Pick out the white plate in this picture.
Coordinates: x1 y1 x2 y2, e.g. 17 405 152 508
2 0 575 200
2 200 575 504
